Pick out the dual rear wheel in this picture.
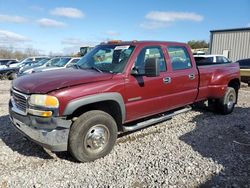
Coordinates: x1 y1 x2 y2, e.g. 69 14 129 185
209 87 237 115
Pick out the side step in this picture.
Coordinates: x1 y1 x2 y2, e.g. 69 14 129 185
122 106 192 132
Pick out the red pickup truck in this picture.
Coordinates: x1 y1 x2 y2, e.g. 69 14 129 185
9 41 240 162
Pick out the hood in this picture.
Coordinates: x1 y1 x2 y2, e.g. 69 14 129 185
13 69 113 94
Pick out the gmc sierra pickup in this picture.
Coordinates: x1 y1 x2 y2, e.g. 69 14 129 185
9 41 240 162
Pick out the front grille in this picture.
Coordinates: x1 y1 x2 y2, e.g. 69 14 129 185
11 90 28 114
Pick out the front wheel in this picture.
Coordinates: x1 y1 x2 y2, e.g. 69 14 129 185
69 110 118 162
8 72 17 80
216 87 237 115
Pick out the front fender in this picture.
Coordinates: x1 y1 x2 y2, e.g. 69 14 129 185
63 92 126 123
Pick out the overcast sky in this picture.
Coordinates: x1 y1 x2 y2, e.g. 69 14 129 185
0 0 249 55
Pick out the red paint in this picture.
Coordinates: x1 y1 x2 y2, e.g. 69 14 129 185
12 41 240 122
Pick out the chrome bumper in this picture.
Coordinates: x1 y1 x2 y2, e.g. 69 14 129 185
9 101 72 152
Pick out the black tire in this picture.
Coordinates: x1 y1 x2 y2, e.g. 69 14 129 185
69 110 118 162
216 87 236 115
8 72 17 80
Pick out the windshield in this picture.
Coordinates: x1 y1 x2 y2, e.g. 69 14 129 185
53 58 71 67
20 58 32 63
36 59 50 66
76 45 135 73
33 59 49 67
46 58 61 66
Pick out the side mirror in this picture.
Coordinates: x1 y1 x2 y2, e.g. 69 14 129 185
131 66 139 75
144 58 160 77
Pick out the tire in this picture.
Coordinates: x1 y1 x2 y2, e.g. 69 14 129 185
8 72 17 80
216 87 237 115
69 110 118 162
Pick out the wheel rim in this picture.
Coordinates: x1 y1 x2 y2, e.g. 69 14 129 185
84 124 110 154
227 92 236 109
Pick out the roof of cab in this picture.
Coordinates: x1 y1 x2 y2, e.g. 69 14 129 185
102 40 187 46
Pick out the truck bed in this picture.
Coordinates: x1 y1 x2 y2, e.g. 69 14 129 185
196 62 240 101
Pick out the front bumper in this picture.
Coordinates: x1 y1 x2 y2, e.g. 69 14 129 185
9 100 72 151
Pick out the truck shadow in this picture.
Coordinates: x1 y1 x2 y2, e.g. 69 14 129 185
0 114 53 159
179 106 250 187
1 106 250 173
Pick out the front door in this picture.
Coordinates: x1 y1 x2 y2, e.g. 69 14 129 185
124 46 170 122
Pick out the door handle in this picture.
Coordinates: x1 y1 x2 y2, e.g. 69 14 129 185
188 74 195 80
163 77 171 84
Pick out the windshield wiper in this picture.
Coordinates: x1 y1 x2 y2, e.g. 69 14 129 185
88 66 103 73
77 65 103 73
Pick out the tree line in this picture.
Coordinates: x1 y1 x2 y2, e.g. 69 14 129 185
187 40 209 49
0 40 209 60
0 47 40 60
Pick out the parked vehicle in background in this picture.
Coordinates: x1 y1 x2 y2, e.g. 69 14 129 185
18 58 51 76
0 60 33 80
9 56 48 68
6 60 19 67
9 41 240 162
0 59 18 69
194 55 231 65
237 58 250 86
192 50 205 55
30 57 81 73
18 57 62 76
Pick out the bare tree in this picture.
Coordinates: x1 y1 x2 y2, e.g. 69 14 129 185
0 47 40 60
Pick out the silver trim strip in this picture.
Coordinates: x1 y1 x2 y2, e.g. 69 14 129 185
128 97 142 102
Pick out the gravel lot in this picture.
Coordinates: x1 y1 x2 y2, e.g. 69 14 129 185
0 80 249 187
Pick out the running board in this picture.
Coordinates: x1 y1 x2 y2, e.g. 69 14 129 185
122 106 192 132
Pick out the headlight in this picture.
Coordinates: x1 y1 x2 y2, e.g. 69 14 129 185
29 94 59 108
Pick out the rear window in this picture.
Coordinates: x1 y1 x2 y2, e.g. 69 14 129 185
195 57 213 65
167 46 192 70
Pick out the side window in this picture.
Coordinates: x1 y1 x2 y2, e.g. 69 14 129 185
134 46 166 74
167 46 192 70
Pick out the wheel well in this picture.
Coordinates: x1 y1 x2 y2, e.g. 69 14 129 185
228 78 240 101
68 100 123 131
228 78 240 92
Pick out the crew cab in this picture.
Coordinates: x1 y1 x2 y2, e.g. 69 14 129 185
9 41 240 162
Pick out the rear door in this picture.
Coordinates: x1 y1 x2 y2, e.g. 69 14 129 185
164 45 199 108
